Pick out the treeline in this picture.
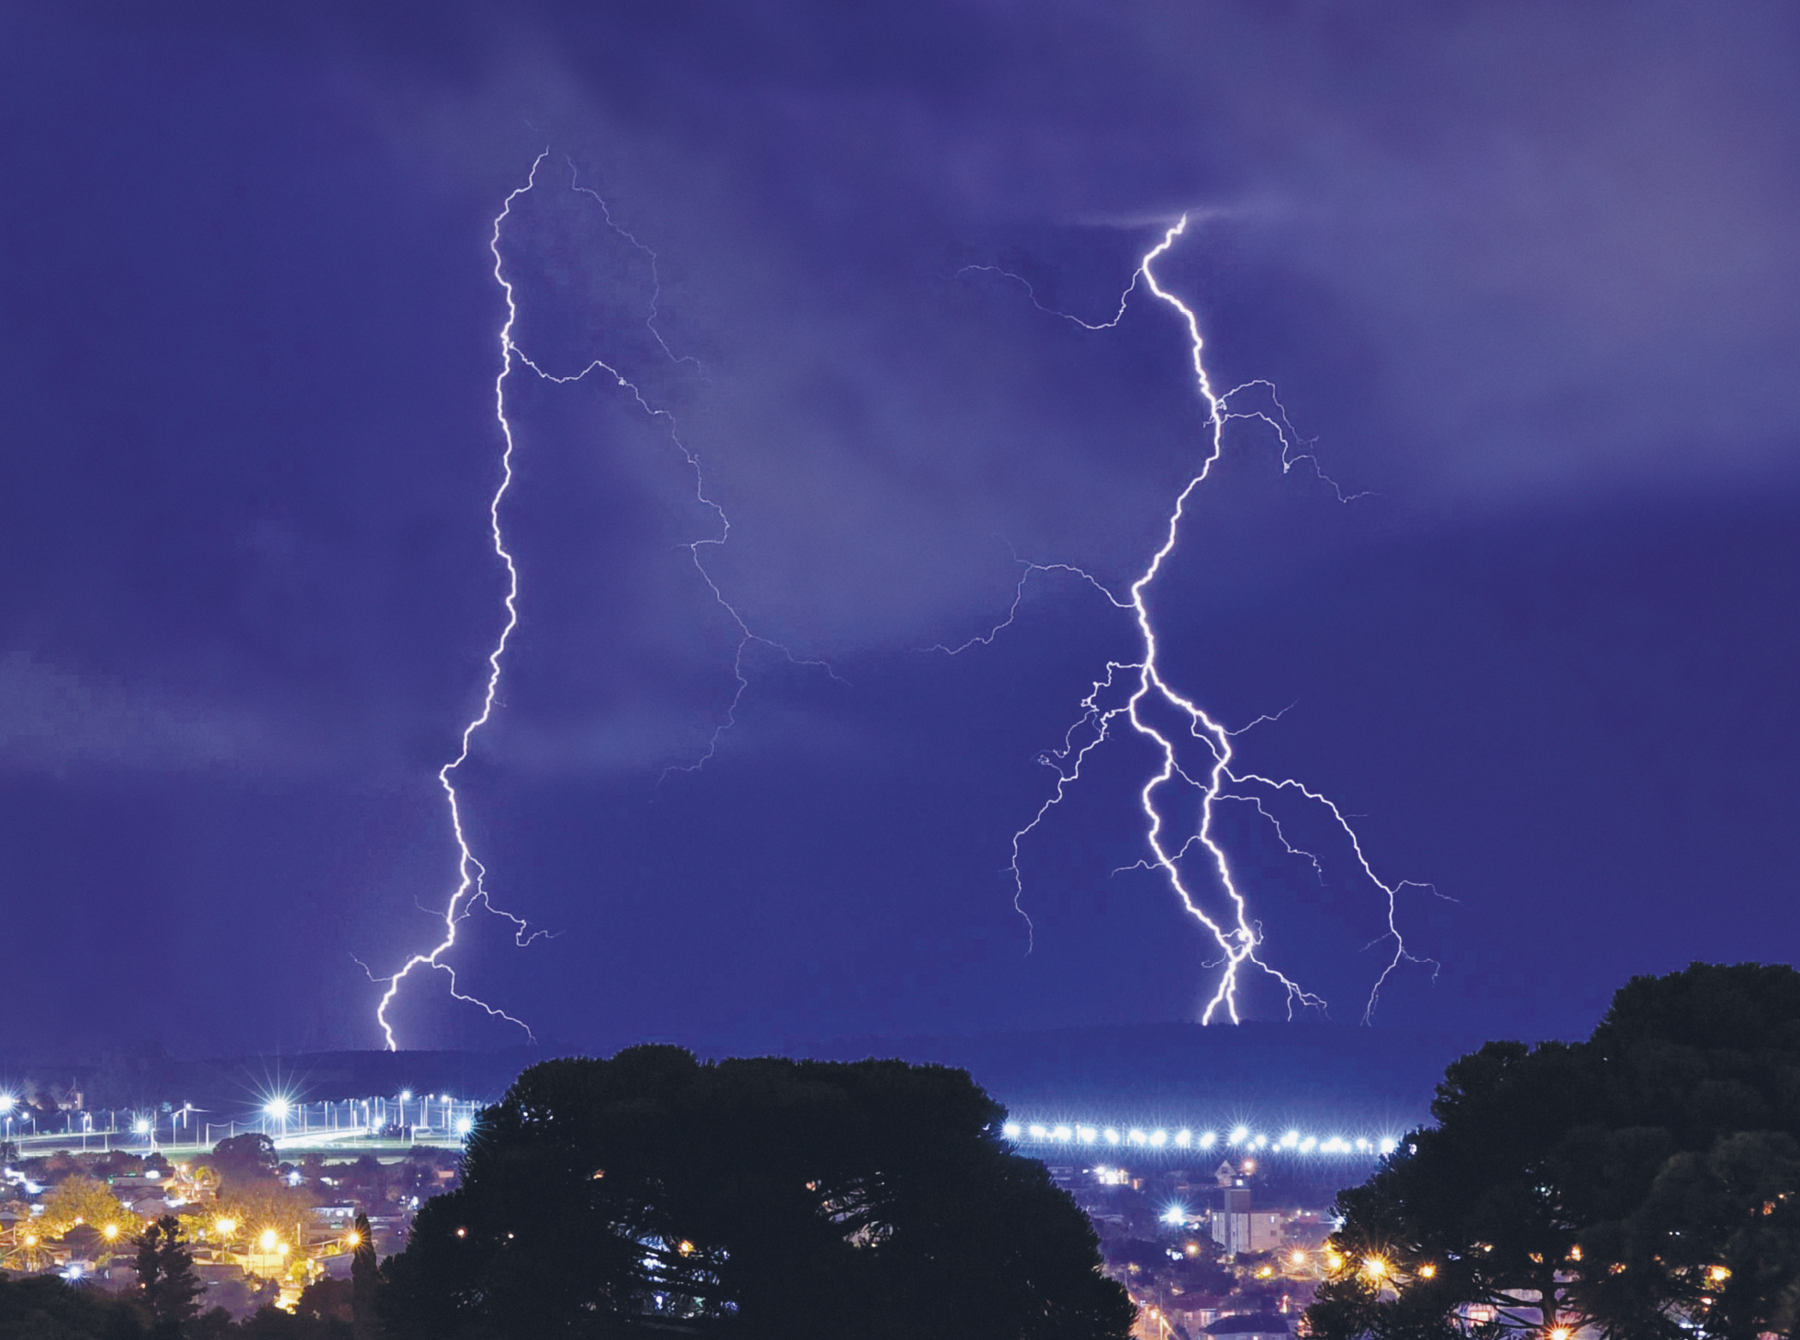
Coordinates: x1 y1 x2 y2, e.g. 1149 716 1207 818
5 1051 1134 1340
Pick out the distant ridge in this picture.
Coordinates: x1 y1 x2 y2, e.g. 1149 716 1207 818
6 1022 1507 1128
780 1022 1497 1131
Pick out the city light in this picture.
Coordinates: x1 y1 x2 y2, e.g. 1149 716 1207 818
261 1230 279 1251
1002 1122 1021 1138
1161 1206 1187 1225
0 1094 14 1113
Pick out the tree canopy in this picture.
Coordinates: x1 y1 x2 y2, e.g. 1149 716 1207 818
382 1045 1134 1340
40 1173 138 1239
207 1134 280 1190
1307 962 1800 1339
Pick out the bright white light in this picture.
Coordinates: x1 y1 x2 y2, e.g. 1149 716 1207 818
134 1119 151 1136
1027 1123 1048 1140
1161 1206 1187 1225
1002 1122 1021 1139
1199 1131 1217 1149
1377 1136 1398 1155
1229 1125 1249 1145
1128 1129 1148 1146
1052 1125 1073 1142
264 1097 291 1120
1300 1137 1317 1153
1282 1130 1299 1148
1252 1134 1268 1149
455 1116 473 1135
1175 1129 1191 1147
1077 1125 1097 1144
0 1094 15 1113
1355 1138 1370 1151
1104 1128 1121 1145
399 1090 413 1103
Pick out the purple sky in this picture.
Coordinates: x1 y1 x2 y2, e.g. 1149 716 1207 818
4 1 1798 1056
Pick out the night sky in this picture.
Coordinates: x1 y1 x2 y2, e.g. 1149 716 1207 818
5 2 1798 1058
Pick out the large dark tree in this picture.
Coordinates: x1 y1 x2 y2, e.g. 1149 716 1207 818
382 1046 1133 1340
1308 962 1800 1339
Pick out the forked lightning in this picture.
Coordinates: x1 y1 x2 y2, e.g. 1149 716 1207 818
958 217 1437 1023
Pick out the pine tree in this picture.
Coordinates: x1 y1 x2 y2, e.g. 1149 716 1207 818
135 1213 204 1338
351 1209 383 1340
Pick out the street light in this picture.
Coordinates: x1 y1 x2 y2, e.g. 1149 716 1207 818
264 1096 292 1136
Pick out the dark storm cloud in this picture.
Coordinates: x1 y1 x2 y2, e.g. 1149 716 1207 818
342 0 1800 653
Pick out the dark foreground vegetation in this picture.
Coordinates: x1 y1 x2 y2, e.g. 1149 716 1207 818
19 963 1800 1340
3 1050 1132 1340
1309 962 1800 1339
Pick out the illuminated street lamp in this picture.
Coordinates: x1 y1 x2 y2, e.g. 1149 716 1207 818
264 1096 292 1136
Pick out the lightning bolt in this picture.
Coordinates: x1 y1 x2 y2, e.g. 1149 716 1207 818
372 152 837 1048
370 154 550 1050
955 216 1434 1023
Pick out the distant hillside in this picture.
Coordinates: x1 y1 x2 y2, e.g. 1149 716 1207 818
783 1022 1497 1132
4 1021 1504 1129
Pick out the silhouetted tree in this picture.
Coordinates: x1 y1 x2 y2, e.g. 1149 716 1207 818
135 1213 204 1337
383 1046 1134 1339
297 1276 354 1324
1308 962 1800 1339
350 1210 383 1340
0 1271 150 1337
208 1133 279 1190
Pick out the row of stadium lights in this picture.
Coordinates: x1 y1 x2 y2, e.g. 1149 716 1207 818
1001 1122 1400 1157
